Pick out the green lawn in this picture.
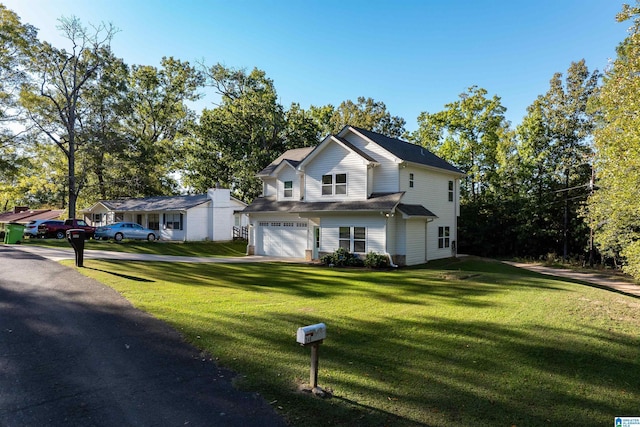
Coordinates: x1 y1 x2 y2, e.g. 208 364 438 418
70 257 640 426
24 237 248 257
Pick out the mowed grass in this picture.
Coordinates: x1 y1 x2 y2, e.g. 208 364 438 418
24 238 248 257
70 257 640 426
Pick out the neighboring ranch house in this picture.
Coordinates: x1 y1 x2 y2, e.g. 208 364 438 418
82 188 247 242
243 126 464 266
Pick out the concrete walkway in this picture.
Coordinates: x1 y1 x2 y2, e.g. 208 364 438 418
11 244 304 264
504 261 640 298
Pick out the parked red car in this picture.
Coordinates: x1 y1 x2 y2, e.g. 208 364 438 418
38 219 95 239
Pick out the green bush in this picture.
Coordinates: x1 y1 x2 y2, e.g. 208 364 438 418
364 251 389 269
321 247 363 267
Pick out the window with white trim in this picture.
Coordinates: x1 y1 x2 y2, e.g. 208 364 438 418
338 226 367 253
438 226 450 248
322 173 347 196
164 213 183 230
409 173 414 188
284 180 293 198
448 180 454 202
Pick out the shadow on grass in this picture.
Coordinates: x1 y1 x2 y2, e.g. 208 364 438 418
186 309 640 427
84 266 155 283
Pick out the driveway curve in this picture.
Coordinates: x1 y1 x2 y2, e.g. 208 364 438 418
504 261 640 298
0 245 287 426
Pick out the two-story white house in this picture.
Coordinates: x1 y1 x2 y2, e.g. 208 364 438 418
243 126 464 266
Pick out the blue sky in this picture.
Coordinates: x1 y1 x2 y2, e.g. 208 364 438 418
3 0 629 133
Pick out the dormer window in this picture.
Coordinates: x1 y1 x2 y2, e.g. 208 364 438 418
322 173 347 196
284 181 293 198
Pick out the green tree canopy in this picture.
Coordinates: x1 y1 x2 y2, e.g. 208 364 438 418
412 86 509 200
310 96 406 139
587 2 640 277
183 65 317 202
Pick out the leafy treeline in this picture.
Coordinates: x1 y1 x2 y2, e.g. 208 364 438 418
1 2 639 276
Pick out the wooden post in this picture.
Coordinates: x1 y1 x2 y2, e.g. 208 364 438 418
310 342 319 388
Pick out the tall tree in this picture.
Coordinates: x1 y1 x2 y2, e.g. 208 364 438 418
117 57 203 197
587 2 640 278
0 4 37 191
19 16 117 218
537 60 600 260
310 96 406 138
183 65 316 202
412 86 508 200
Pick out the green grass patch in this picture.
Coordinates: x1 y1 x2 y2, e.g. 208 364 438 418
24 238 247 257
70 257 640 426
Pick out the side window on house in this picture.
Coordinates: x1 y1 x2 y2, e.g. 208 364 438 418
283 181 293 198
438 226 450 248
148 214 160 230
322 175 333 195
409 173 414 188
339 227 350 250
448 180 454 202
335 173 347 195
322 173 347 196
338 226 367 253
164 213 183 230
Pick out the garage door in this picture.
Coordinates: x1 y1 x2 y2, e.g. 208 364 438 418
258 221 308 258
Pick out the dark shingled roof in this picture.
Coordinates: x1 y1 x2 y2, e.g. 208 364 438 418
349 126 464 175
243 192 405 214
396 204 438 218
100 194 210 212
257 146 315 176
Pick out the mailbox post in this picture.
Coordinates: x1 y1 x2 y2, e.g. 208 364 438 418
66 229 86 267
296 323 326 392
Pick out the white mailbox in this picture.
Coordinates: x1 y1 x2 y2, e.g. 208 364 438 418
296 323 326 345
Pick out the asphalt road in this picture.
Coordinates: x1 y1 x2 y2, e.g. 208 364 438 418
0 245 287 426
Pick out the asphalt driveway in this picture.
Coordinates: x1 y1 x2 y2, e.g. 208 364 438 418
0 245 287 426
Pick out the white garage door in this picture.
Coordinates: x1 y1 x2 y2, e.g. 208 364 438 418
258 221 308 258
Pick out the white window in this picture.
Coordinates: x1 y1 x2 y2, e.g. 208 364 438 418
284 181 293 198
164 213 183 230
448 180 454 202
149 214 160 230
322 173 347 196
409 173 414 188
438 226 450 248
338 226 366 253
322 175 333 195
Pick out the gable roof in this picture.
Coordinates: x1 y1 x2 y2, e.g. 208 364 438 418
257 146 315 177
97 194 210 212
343 126 464 175
297 135 380 170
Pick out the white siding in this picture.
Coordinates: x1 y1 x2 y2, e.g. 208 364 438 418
276 166 300 201
263 178 277 197
186 204 210 241
342 131 401 193
304 143 368 202
319 215 386 254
